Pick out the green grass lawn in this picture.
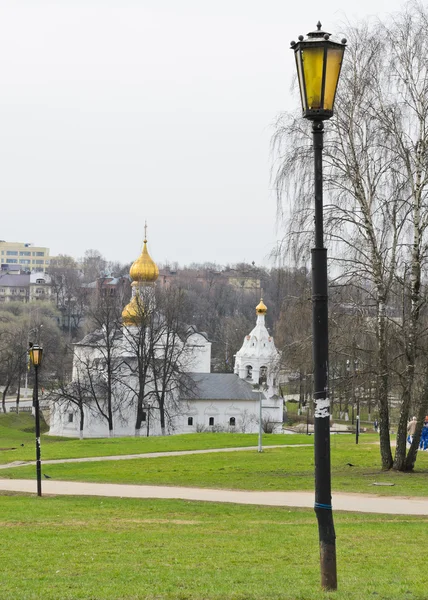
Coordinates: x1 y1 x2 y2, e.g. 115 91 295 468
0 494 425 600
4 437 428 497
3 414 428 497
0 413 312 464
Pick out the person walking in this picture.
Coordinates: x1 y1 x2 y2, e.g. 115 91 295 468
420 421 428 451
407 416 417 445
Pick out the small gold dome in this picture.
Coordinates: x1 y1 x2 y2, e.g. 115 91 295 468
256 298 267 315
129 240 159 283
122 294 145 326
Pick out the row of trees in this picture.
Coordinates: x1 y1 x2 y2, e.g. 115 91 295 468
1 249 309 433
48 251 301 371
0 302 67 413
273 1 428 471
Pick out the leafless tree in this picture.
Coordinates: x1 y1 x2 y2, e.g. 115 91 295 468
121 288 158 436
81 285 124 436
49 255 87 336
151 288 195 435
122 286 195 436
82 249 107 283
47 371 94 440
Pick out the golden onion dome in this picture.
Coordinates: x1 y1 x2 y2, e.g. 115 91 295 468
122 294 145 327
129 240 159 283
256 298 267 315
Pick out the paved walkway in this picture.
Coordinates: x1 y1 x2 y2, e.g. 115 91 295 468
1 478 428 515
0 444 312 470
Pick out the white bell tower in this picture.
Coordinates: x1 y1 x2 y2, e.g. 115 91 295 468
234 299 280 397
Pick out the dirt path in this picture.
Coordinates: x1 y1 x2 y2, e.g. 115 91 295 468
1 478 428 515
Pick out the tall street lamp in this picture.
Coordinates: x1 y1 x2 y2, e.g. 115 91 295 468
290 22 346 591
29 343 43 497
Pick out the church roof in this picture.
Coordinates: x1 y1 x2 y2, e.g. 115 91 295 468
75 329 123 346
184 373 255 401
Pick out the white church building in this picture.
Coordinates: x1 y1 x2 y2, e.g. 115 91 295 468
49 236 282 438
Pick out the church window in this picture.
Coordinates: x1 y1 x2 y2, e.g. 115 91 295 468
142 412 147 422
188 417 193 426
246 365 252 379
209 417 214 426
229 417 236 427
68 413 74 423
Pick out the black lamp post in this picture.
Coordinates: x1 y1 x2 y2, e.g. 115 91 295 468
29 343 43 497
291 22 346 591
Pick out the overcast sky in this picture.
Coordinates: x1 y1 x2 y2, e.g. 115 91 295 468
0 0 405 268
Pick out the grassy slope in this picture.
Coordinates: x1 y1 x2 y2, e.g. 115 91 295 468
0 413 311 464
3 436 428 497
0 494 425 600
2 414 427 497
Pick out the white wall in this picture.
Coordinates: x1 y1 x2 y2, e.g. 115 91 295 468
49 394 283 438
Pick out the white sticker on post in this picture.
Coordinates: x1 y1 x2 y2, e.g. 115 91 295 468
314 399 330 418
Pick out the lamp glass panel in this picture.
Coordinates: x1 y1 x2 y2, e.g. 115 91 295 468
295 51 307 111
324 46 344 110
302 46 324 110
30 347 42 366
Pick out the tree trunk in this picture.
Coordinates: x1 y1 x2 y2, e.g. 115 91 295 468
107 380 114 437
377 300 393 469
79 406 84 440
135 399 145 434
159 398 166 435
16 376 21 414
2 385 9 414
393 382 413 470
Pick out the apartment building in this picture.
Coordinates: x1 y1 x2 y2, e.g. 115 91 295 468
0 272 52 303
0 241 50 272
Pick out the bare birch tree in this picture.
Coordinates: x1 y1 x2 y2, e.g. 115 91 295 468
272 10 428 470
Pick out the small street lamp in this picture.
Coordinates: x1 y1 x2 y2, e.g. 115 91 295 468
290 22 346 591
29 343 43 497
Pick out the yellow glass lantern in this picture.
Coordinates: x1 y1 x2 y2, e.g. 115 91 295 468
291 22 346 120
29 344 43 367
